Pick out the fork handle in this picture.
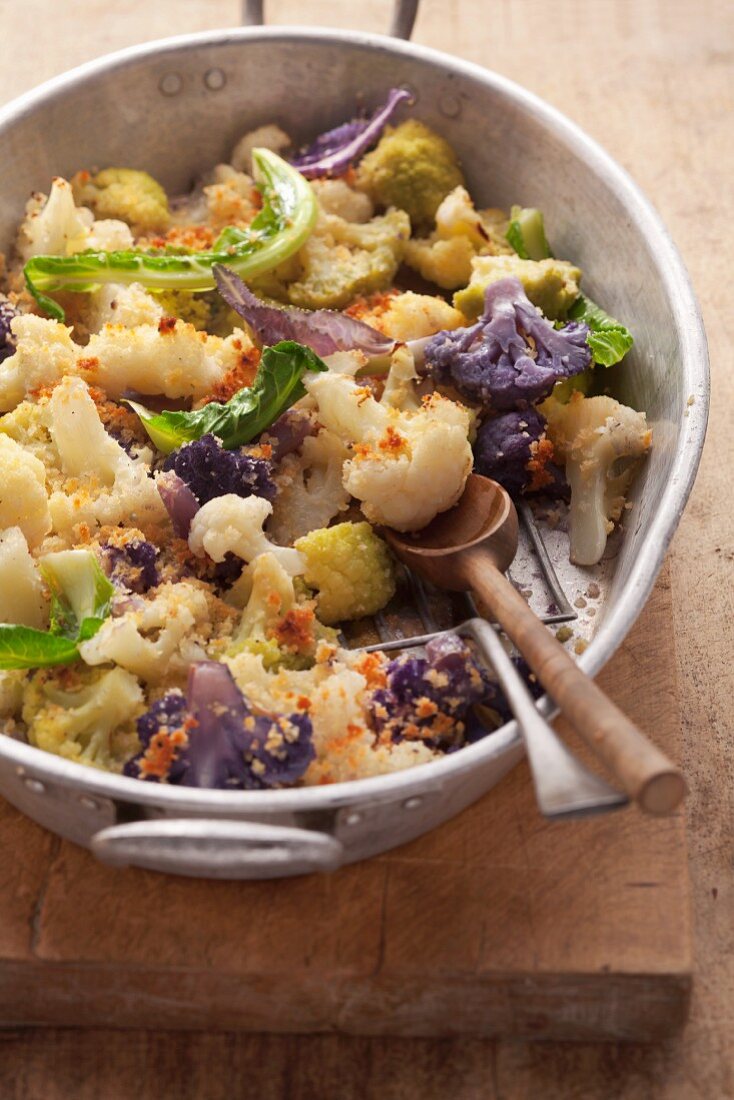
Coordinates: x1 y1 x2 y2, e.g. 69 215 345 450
460 548 686 815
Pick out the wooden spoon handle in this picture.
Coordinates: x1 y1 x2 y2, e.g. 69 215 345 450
461 549 686 815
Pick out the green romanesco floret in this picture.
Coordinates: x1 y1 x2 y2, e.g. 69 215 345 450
22 665 144 770
152 290 212 331
454 254 582 321
73 168 170 235
357 120 465 229
294 521 396 626
285 208 410 310
151 289 241 335
228 552 335 670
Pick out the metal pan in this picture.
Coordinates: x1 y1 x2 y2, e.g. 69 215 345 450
0 5 708 878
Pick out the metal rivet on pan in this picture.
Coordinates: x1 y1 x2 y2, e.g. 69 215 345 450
438 90 462 119
344 810 363 826
403 796 422 810
400 82 418 103
204 67 226 91
23 777 45 794
79 795 101 812
159 72 183 96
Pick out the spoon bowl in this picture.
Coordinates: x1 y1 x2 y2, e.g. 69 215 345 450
385 475 518 587
385 474 686 816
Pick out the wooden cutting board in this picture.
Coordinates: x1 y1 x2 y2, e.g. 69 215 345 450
0 567 690 1042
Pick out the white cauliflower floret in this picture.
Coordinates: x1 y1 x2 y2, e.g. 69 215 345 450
268 428 351 544
16 178 93 261
311 178 374 223
79 581 210 683
0 435 51 547
82 318 241 400
86 219 134 251
1 312 247 407
306 372 473 531
23 666 143 770
189 495 304 575
380 344 421 412
223 645 438 783
204 164 259 232
45 376 167 537
0 315 76 412
543 392 652 565
84 282 164 333
230 124 291 174
0 527 47 628
15 177 134 263
47 375 130 482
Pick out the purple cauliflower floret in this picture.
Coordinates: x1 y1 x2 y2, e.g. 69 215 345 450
162 433 275 507
425 277 591 410
0 296 18 364
124 662 314 789
474 407 566 497
290 88 412 179
369 634 491 747
103 539 160 593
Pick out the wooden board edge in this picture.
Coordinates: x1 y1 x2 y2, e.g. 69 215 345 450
0 963 691 1041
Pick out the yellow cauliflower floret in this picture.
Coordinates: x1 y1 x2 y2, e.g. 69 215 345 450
0 394 59 474
0 670 26 718
295 521 396 625
454 254 582 321
286 208 410 310
74 167 170 234
404 186 514 290
0 434 50 548
405 235 476 291
357 120 464 228
23 666 144 771
371 290 465 342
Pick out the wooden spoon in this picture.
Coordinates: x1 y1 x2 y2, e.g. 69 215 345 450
385 473 686 816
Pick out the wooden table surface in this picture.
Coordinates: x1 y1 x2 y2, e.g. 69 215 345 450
0 1 731 1096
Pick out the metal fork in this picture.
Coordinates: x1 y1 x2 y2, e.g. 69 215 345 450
358 505 628 820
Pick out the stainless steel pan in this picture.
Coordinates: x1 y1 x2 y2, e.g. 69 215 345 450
0 7 708 878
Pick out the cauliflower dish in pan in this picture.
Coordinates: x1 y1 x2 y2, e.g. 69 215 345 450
0 89 651 789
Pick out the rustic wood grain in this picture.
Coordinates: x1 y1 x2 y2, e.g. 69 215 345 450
0 0 732 1095
0 572 689 1042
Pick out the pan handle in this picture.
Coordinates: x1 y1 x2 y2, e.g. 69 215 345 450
91 818 344 879
241 0 419 40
